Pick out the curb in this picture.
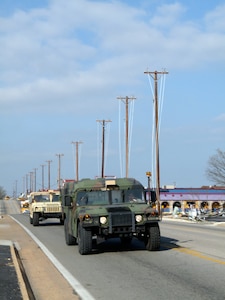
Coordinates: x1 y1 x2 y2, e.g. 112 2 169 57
0 240 30 300
13 243 36 300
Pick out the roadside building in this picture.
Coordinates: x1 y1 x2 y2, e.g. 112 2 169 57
159 186 225 214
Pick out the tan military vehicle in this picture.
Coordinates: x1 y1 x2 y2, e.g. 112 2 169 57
28 190 63 226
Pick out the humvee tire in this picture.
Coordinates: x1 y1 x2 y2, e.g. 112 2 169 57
145 223 160 251
64 218 76 245
33 212 39 226
78 223 92 255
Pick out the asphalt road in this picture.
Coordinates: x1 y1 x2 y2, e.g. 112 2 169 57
12 211 225 300
2 199 225 300
206 215 225 222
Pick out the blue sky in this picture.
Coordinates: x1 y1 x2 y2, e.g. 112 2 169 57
1 0 225 195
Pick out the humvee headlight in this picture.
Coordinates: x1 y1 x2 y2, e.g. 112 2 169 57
100 216 107 224
135 215 143 223
84 214 91 221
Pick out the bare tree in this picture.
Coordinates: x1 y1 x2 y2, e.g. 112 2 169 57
206 149 225 185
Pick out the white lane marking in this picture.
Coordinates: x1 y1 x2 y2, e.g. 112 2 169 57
11 216 96 300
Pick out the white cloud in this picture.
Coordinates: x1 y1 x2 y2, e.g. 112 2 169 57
1 1 225 124
215 113 225 121
204 4 225 32
150 2 186 27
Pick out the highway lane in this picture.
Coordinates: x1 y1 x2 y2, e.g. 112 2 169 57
161 220 225 261
10 212 225 300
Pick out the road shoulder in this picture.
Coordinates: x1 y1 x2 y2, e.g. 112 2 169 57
0 215 79 300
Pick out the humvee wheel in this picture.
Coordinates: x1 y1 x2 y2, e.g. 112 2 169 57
29 216 33 224
64 218 76 245
78 223 92 255
145 223 160 251
33 212 39 226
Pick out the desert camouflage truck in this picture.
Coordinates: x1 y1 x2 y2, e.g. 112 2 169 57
28 190 63 226
61 177 161 255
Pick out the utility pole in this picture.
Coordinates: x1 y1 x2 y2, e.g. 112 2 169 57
46 160 52 190
29 171 33 193
56 154 64 189
23 176 25 195
96 120 111 178
71 141 83 181
40 164 46 190
14 180 17 199
26 174 29 195
144 70 168 215
117 96 136 177
33 168 38 192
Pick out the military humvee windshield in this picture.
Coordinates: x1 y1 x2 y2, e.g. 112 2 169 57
33 195 50 202
77 189 145 206
124 189 145 203
52 194 60 202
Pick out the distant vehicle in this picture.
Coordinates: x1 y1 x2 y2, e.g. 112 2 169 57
20 200 29 214
17 193 29 213
28 190 63 226
4 195 10 200
61 177 161 255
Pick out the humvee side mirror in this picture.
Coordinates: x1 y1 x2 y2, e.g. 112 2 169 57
65 195 73 206
150 191 156 203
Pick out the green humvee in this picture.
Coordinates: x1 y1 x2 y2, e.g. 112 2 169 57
61 178 160 255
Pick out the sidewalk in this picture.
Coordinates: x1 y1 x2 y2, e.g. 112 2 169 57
0 215 79 300
162 214 225 226
0 241 25 300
